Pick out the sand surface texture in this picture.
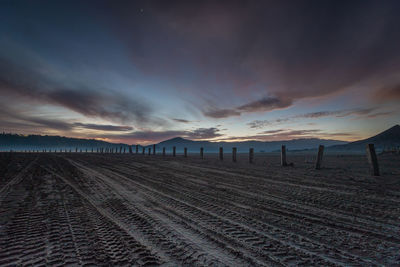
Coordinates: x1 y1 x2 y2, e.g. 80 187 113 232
0 152 399 266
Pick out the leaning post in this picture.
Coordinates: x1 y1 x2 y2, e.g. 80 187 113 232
366 144 380 176
148 147 151 155
184 147 187 158
153 144 156 155
249 148 254 163
281 145 287 166
136 145 139 154
219 147 223 161
142 147 145 155
163 147 166 156
315 145 324 170
173 146 176 157
232 147 237 162
200 147 204 159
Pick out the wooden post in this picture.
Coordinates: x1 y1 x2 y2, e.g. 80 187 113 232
184 147 187 157
119 146 122 153
129 146 132 154
136 145 139 154
281 145 287 166
153 144 156 155
366 144 380 176
315 145 324 170
249 148 254 163
124 147 126 153
76 147 78 153
142 147 145 155
219 147 223 161
232 147 237 162
163 147 166 156
173 146 176 157
200 147 204 159
148 147 151 155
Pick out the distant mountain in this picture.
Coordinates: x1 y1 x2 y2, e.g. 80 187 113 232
4 125 398 153
154 137 347 153
328 125 400 152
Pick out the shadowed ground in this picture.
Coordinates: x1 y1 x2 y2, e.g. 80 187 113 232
0 152 399 266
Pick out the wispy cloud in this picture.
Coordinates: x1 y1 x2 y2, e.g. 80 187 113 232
0 51 153 124
73 123 133 131
172 118 191 123
373 84 400 101
204 96 291 118
247 107 394 129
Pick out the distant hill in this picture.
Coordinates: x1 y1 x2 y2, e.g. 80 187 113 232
328 125 400 152
3 125 398 153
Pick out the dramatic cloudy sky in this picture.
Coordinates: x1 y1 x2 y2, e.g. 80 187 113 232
0 0 399 144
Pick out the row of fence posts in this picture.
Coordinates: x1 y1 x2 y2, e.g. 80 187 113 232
4 143 380 176
129 143 380 176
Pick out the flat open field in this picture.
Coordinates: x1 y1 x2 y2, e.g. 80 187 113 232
0 152 399 266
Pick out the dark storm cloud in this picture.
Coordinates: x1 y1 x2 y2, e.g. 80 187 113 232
0 54 151 124
106 0 400 116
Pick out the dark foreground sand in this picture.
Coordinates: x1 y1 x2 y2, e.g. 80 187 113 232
0 152 399 266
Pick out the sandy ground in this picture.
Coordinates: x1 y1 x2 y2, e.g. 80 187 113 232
0 152 399 266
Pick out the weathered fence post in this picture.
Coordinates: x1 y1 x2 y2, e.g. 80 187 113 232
173 146 176 157
124 147 126 153
232 147 237 162
76 147 78 153
219 147 223 161
315 145 324 170
148 147 151 155
366 144 380 176
184 147 187 157
163 147 166 156
200 147 204 159
129 146 132 154
281 145 287 166
153 144 156 155
142 147 145 155
136 145 139 154
249 148 254 163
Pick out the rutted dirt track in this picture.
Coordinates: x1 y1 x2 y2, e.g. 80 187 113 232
0 153 399 266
